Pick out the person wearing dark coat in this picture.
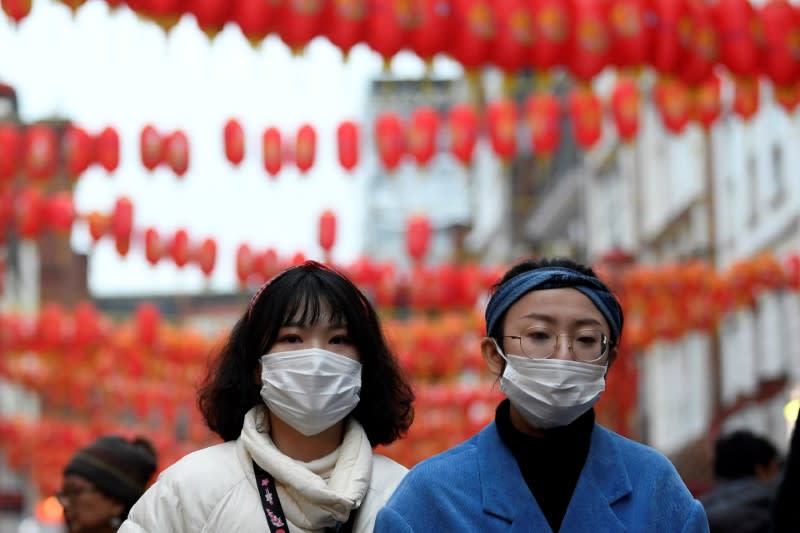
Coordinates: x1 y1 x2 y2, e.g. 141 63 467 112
772 407 800 533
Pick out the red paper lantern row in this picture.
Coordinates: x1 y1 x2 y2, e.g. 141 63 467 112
0 188 77 239
142 125 190 176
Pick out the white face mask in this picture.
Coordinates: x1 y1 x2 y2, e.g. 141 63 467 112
260 348 362 436
493 340 606 429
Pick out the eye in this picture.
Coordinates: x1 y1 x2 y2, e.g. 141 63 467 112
330 334 352 345
277 334 303 344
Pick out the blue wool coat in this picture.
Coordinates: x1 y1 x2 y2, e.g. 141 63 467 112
375 422 709 533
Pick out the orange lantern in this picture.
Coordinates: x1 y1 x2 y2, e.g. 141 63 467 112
318 209 337 254
650 0 689 75
608 0 649 69
406 215 432 264
223 118 245 166
733 76 760 121
337 121 359 172
569 0 611 82
63 125 94 179
326 0 367 58
94 126 120 173
524 92 561 157
262 127 282 177
197 237 217 277
44 192 75 234
567 86 602 149
236 243 254 285
295 124 316 174
610 77 639 143
654 77 691 134
278 0 324 52
1 0 33 24
408 0 453 63
0 124 20 184
111 197 133 256
759 0 800 86
715 0 761 77
140 124 163 172
87 211 109 243
531 0 570 69
448 0 495 70
375 113 405 172
144 227 162 266
691 74 722 129
408 107 439 167
448 104 478 166
171 229 190 268
231 0 282 45
487 98 517 160
491 0 533 72
165 130 190 177
22 125 58 182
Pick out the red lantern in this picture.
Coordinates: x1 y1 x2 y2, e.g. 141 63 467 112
491 0 533 72
715 0 761 77
650 0 689 75
408 107 439 167
189 0 231 39
733 76 760 121
406 215 432 264
375 113 405 171
337 121 359 172
654 77 691 134
760 0 800 85
87 211 109 243
171 229 190 268
678 1 717 85
408 0 452 63
197 237 217 277
448 104 478 166
137 0 183 33
278 0 325 52
231 0 283 45
568 86 602 149
165 130 190 177
135 303 160 347
531 0 570 69
295 124 316 174
37 303 65 351
1 0 33 24
774 84 800 114
569 0 611 82
365 0 414 65
224 119 245 166
63 125 94 179
144 227 162 266
59 0 87 15
326 0 367 58
262 127 282 177
22 125 58 182
140 124 163 172
448 0 495 70
44 192 75 233
691 74 722 129
94 127 120 173
0 124 20 183
487 99 517 160
15 188 43 239
73 301 99 350
608 0 648 68
524 92 561 157
236 243 254 285
111 197 133 256
318 209 337 254
610 78 639 143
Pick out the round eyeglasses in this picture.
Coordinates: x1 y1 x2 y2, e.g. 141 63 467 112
503 326 611 363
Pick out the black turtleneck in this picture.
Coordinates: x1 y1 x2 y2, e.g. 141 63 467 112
495 399 595 532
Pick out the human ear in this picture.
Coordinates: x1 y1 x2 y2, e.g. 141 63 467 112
481 337 505 378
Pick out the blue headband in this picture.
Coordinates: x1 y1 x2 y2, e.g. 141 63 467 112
485 267 622 343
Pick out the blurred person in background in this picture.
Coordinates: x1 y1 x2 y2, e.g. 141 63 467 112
57 435 157 533
700 430 781 533
376 257 708 532
120 261 414 532
772 406 800 533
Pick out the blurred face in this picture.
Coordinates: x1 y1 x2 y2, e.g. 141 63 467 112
58 474 123 533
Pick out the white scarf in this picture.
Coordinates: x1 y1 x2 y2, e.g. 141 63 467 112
239 407 373 531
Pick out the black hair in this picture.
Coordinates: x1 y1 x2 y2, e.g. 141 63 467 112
713 430 779 480
488 256 624 367
198 261 415 446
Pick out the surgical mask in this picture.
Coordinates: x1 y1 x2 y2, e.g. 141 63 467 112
260 348 362 436
494 341 606 429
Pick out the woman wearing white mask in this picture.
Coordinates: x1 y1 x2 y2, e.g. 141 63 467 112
376 257 709 533
121 261 414 533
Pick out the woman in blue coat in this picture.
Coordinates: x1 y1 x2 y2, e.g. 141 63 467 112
376 257 709 533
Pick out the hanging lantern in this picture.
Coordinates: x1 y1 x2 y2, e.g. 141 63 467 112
94 127 120 173
491 0 533 73
0 124 20 184
16 188 44 239
365 0 415 66
59 0 87 16
654 77 691 134
144 227 162 266
111 197 133 256
568 86 602 149
72 301 99 350
337 121 359 172
610 77 639 143
715 0 760 77
262 127 282 177
63 125 94 179
37 303 65 351
759 0 800 86
189 0 231 39
691 73 722 129
487 99 517 160
278 0 325 52
608 0 648 69
137 0 183 33
197 237 217 277
295 124 316 174
406 215 432 264
165 130 190 177
44 192 75 234
531 0 570 69
1 0 33 25
318 209 337 254
223 118 245 166
448 0 495 70
524 92 561 157
22 125 58 182
679 1 718 85
375 113 405 172
170 229 191 268
569 0 611 82
140 124 163 172
87 211 109 243
650 0 689 75
408 107 439 167
231 0 283 46
135 303 160 347
448 104 478 166
774 83 800 114
733 76 760 121
326 0 367 58
236 243 254 285
408 0 452 64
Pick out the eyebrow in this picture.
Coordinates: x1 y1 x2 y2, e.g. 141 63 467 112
281 321 347 329
520 313 604 328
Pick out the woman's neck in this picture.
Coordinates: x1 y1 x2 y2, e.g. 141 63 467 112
268 413 345 462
